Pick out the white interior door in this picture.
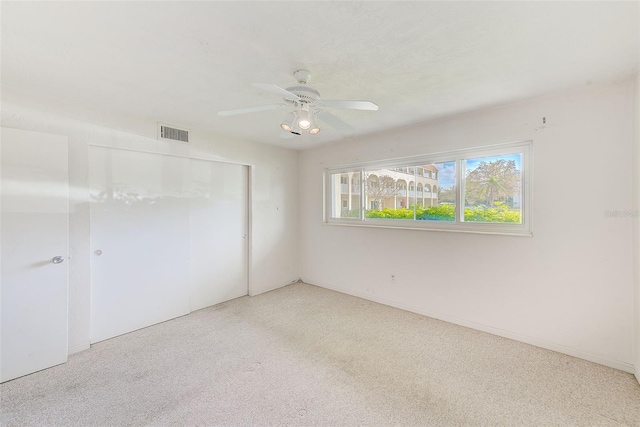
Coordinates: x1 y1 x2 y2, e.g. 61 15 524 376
189 159 248 311
89 147 191 343
1 127 69 383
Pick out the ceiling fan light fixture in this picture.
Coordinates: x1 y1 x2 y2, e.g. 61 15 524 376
280 112 296 132
298 107 311 130
289 127 302 135
299 119 311 130
308 113 320 134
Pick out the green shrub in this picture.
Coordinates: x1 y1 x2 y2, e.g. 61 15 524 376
366 208 414 219
417 205 455 221
464 203 521 223
364 203 521 223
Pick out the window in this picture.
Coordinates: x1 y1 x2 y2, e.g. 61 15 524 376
324 141 532 235
328 171 361 219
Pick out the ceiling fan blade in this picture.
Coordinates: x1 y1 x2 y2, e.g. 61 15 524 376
218 103 285 116
252 83 300 101
320 100 379 111
316 110 354 132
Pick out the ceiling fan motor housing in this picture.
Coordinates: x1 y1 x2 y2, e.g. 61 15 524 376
293 69 311 84
284 85 320 105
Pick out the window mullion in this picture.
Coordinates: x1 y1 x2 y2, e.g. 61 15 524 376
456 159 464 223
360 169 365 221
413 168 417 220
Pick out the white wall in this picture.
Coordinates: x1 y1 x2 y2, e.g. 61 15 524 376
1 99 299 354
633 71 640 382
299 80 636 372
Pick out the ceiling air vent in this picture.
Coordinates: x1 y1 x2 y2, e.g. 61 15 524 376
158 124 189 143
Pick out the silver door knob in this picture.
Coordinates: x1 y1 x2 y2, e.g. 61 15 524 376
52 256 65 264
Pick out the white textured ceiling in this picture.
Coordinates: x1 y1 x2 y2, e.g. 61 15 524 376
2 1 639 149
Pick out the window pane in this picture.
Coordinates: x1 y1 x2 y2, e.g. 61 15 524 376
364 167 413 220
330 171 360 219
417 161 456 222
463 154 522 223
363 163 455 221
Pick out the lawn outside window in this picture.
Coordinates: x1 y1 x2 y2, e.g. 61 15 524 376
325 140 532 236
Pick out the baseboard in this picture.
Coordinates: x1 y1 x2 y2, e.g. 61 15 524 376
249 278 300 297
303 279 635 374
68 342 90 355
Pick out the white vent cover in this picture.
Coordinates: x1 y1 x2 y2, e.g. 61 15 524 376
158 124 189 143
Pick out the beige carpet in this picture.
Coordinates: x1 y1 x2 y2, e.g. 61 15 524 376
2 282 639 426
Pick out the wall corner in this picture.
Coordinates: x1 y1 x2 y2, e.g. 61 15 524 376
633 71 640 384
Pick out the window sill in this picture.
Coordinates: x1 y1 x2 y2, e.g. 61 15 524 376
323 220 533 237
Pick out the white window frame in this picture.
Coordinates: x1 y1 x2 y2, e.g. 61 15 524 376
324 140 533 236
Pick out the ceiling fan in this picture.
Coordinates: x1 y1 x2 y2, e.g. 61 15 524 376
218 69 378 136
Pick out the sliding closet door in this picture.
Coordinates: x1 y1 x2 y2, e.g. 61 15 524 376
189 159 247 311
89 147 191 343
89 147 249 343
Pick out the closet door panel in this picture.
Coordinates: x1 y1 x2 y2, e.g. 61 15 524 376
89 147 190 343
189 160 247 311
